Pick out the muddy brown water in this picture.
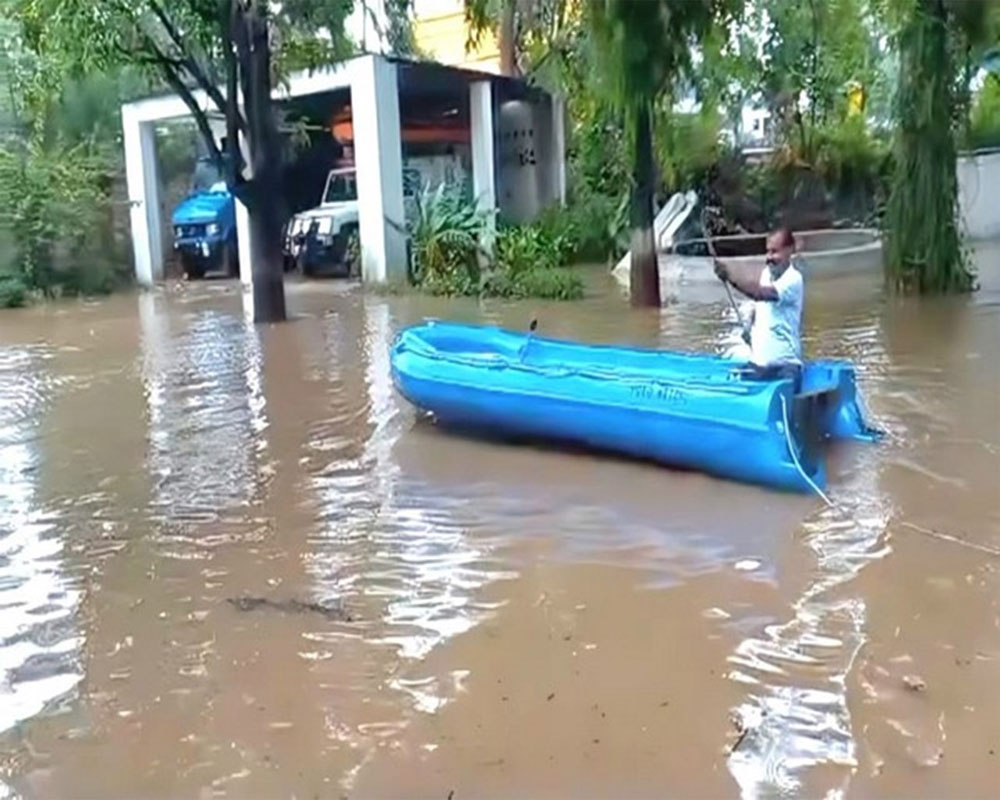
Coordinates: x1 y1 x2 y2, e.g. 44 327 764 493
0 248 998 799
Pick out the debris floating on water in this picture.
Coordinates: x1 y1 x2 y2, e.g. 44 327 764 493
226 596 353 621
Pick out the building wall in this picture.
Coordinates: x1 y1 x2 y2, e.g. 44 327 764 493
411 0 501 73
958 150 1000 241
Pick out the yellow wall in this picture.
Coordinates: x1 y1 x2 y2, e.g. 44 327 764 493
412 1 501 74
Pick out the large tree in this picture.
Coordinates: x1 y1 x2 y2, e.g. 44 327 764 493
4 0 369 321
587 0 737 307
883 0 996 294
758 0 885 158
463 0 570 80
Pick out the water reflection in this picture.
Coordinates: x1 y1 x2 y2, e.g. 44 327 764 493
140 292 269 540
0 345 83 735
306 298 513 669
0 260 997 798
725 316 895 798
391 424 809 587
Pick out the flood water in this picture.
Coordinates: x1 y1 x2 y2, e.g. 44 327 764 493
0 248 998 798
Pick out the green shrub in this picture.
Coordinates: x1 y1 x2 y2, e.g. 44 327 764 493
510 267 584 300
571 102 630 199
654 108 725 194
54 259 122 296
0 135 119 300
967 75 1000 151
495 221 569 274
569 190 629 263
405 182 588 300
0 273 29 308
483 266 583 300
408 182 489 295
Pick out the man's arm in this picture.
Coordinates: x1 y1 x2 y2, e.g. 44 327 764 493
713 259 778 301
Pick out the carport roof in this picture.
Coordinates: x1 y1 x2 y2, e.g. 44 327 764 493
121 54 546 124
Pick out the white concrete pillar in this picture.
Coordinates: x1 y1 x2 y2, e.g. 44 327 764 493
236 200 253 286
470 81 497 212
350 55 406 284
551 94 567 206
228 127 254 287
122 110 164 287
470 80 497 253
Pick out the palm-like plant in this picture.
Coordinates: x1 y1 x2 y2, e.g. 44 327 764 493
408 182 492 294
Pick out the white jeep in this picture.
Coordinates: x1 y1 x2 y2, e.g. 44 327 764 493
283 165 422 277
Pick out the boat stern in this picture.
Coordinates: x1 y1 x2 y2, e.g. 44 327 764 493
801 361 883 443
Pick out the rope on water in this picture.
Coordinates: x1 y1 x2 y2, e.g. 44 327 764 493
780 394 834 507
899 521 1000 559
775 397 994 559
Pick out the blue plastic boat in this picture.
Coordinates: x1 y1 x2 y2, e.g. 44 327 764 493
390 320 880 494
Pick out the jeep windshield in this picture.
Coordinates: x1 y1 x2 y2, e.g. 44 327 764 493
324 172 358 204
191 159 227 194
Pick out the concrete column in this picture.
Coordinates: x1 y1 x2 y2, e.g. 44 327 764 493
231 127 254 287
122 110 164 286
236 200 253 286
470 80 497 253
470 81 497 211
350 55 406 284
551 94 567 206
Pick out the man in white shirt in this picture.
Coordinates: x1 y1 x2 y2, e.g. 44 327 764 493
714 227 804 386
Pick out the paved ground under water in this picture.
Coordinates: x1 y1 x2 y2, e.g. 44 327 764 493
0 248 998 799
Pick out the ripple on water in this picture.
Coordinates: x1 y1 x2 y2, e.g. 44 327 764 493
142 311 271 550
304 304 517 683
0 346 83 736
726 414 893 797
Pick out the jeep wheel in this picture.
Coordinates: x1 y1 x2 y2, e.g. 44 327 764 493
181 252 206 280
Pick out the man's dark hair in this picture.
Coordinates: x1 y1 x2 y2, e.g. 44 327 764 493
773 226 796 248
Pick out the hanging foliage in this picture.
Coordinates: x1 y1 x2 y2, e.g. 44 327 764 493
884 0 975 294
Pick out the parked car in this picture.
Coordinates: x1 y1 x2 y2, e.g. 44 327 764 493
283 167 363 277
171 157 238 279
283 157 459 277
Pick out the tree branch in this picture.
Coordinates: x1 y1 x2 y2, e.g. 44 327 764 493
122 25 223 168
147 0 247 136
113 41 184 70
232 1 257 155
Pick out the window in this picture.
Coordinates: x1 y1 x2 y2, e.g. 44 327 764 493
323 171 358 203
191 158 224 193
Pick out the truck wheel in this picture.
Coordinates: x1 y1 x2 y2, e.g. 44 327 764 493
182 253 205 280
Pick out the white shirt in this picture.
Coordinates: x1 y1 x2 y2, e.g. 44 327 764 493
750 261 803 366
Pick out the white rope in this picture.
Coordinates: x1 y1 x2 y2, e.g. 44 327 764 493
780 394 834 507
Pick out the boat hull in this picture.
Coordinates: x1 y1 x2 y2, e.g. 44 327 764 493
390 321 879 494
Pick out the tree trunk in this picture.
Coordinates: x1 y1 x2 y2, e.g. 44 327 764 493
629 102 659 307
884 0 974 294
499 0 518 77
224 0 241 188
238 0 286 322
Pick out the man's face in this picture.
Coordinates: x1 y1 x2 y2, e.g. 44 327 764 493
765 233 793 273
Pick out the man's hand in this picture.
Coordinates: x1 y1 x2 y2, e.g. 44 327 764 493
713 258 728 282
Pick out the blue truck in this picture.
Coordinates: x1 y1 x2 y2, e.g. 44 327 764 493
170 157 238 279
